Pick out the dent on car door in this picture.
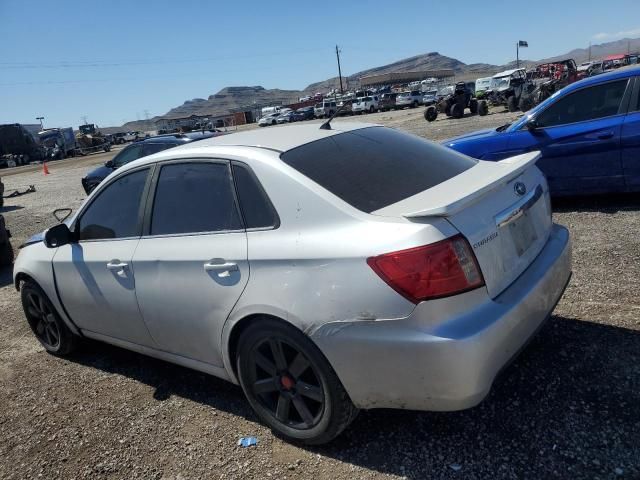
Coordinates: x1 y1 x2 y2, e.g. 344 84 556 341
132 161 249 366
52 167 156 346
510 79 630 194
621 77 640 189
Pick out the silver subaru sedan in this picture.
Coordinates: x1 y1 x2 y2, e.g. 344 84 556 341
13 123 571 444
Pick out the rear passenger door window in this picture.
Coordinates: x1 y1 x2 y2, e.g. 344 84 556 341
150 162 242 236
232 163 278 229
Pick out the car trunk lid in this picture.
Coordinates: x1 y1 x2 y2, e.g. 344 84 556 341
373 152 552 298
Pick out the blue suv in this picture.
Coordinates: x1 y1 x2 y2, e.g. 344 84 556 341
444 66 640 196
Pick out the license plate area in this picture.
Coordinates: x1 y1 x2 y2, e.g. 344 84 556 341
496 185 543 258
505 210 537 256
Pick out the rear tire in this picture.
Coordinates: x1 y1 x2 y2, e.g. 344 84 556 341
424 106 438 122
0 239 13 266
236 319 358 445
478 100 489 116
507 95 518 112
519 95 534 112
450 102 464 118
21 281 78 355
0 216 12 265
469 99 478 114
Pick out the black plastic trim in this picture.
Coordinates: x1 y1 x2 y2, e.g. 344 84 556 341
230 161 281 231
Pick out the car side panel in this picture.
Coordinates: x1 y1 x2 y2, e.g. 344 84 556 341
218 154 460 381
621 110 640 189
13 241 81 335
505 117 624 194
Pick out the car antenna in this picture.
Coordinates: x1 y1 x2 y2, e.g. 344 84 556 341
319 98 352 130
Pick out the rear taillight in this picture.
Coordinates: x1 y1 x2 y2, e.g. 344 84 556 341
367 235 485 303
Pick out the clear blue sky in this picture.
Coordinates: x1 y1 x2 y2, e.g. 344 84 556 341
1 0 638 128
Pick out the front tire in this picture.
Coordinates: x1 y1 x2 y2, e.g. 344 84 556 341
21 281 78 355
236 319 358 445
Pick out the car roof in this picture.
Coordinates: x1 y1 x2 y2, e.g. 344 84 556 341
189 122 378 152
563 64 640 92
492 68 525 77
122 122 379 169
135 134 190 144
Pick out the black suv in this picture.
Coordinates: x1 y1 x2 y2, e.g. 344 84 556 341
81 132 220 194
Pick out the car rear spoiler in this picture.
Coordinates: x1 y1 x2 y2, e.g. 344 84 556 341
374 151 541 219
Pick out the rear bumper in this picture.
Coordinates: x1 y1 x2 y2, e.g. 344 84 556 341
312 224 571 411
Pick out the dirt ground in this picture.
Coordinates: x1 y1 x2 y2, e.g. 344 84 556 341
0 107 638 480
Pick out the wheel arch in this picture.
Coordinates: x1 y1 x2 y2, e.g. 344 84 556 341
14 267 82 336
14 271 36 291
223 310 312 384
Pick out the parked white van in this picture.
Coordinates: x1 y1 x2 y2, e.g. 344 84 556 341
316 100 337 118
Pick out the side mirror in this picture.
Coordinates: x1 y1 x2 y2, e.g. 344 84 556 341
44 223 74 248
53 208 72 223
105 159 115 169
526 118 541 132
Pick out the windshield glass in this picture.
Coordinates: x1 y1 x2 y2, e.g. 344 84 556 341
491 77 510 89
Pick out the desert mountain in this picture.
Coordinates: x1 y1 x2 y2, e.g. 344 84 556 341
118 37 639 131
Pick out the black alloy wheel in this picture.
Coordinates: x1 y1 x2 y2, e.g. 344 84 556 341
25 290 60 349
21 282 77 355
237 319 358 444
247 336 324 429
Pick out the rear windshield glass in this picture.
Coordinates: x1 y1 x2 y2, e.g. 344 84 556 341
280 127 477 213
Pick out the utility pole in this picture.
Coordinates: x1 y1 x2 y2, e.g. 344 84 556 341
335 45 344 94
144 109 150 120
588 42 592 61
36 116 44 129
81 115 88 126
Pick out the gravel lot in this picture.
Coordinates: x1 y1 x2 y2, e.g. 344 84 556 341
1 108 638 479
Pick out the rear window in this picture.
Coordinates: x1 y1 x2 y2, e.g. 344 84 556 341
280 127 477 213
142 142 175 156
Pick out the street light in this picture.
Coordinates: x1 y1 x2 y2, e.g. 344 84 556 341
517 41 528 69
36 116 44 129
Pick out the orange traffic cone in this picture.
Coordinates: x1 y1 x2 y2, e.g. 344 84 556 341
43 161 50 175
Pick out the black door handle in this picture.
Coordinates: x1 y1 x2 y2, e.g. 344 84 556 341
597 132 614 140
